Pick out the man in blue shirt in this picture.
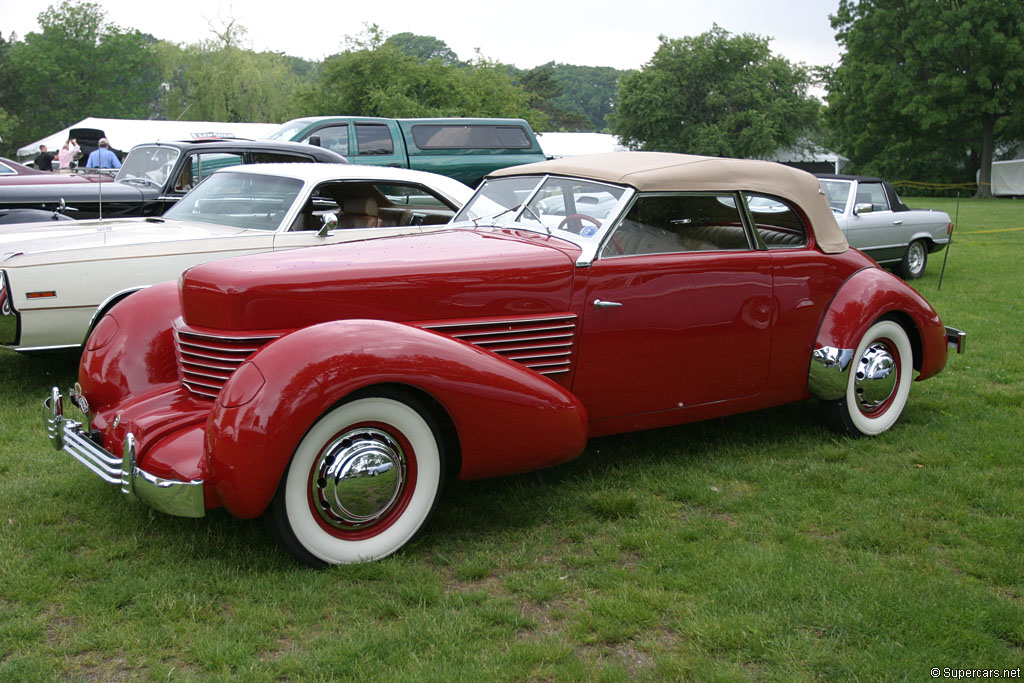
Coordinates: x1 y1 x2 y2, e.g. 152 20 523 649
85 138 122 169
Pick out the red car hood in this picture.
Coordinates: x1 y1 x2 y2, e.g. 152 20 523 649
181 228 583 332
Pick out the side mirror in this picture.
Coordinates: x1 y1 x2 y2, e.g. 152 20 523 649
316 212 338 237
308 135 322 148
853 202 873 215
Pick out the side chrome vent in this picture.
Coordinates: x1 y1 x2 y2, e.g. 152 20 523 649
174 324 279 399
422 313 578 376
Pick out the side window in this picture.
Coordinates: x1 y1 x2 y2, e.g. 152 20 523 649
856 182 891 212
355 124 394 155
305 125 349 155
601 193 751 257
743 193 808 249
178 152 244 191
410 124 531 149
248 152 313 164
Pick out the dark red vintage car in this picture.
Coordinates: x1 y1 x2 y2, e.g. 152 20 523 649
45 152 965 566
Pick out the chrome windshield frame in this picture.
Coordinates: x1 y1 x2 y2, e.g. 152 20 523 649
453 174 637 267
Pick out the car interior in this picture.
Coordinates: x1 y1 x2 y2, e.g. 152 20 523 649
289 180 457 232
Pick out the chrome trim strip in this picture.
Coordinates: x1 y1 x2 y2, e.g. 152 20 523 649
13 343 81 353
173 325 281 344
44 388 206 518
451 323 576 339
422 314 576 330
807 346 856 400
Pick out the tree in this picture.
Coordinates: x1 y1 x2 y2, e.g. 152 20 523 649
546 63 628 131
155 21 304 123
298 30 540 126
5 1 162 147
516 64 590 131
384 32 461 66
612 27 819 159
826 0 1024 196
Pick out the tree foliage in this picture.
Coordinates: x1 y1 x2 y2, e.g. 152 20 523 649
613 27 819 158
384 32 462 66
3 1 162 149
545 63 628 131
297 30 540 127
825 0 1024 195
155 20 305 123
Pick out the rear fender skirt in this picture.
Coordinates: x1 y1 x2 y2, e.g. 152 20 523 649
206 319 588 519
808 268 948 400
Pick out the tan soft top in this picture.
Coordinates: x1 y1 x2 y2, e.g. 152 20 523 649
489 151 848 254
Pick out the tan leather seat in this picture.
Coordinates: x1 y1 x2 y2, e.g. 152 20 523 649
338 197 382 228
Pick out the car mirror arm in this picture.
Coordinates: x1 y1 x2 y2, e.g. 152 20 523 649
316 212 339 237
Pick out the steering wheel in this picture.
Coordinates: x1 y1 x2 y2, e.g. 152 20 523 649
556 213 601 234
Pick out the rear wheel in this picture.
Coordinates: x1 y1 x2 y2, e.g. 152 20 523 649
895 239 927 280
265 390 444 566
820 320 914 437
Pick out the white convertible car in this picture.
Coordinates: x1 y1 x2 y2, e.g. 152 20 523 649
817 174 952 279
0 164 472 352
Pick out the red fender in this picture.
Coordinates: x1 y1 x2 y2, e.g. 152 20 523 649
79 281 181 418
814 268 948 380
205 319 589 519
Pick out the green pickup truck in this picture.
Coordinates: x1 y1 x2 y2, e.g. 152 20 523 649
265 116 546 186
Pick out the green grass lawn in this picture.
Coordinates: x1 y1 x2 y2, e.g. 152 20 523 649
1 197 1021 680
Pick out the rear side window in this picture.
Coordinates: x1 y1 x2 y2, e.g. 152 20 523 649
355 124 394 155
411 125 531 149
742 194 808 249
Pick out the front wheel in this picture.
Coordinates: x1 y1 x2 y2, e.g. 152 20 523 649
895 239 928 279
265 391 444 566
820 319 914 437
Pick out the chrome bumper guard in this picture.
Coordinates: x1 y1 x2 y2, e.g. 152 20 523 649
945 327 966 354
44 387 205 518
807 345 855 401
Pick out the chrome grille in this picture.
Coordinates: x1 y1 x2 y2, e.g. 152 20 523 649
174 325 279 399
422 314 578 376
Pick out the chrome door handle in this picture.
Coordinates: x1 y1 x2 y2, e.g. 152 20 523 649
892 220 903 225
593 299 623 309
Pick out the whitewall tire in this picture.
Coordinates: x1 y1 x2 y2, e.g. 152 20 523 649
821 319 914 437
266 391 444 566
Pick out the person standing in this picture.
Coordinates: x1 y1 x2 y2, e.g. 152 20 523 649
85 137 122 169
34 144 55 172
57 138 80 169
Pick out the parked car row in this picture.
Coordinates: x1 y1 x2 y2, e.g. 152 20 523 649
15 150 964 567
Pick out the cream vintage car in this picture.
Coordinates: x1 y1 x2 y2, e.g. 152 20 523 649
1 164 472 352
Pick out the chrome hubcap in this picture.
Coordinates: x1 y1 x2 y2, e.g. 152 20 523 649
311 427 406 530
908 243 925 273
854 342 897 413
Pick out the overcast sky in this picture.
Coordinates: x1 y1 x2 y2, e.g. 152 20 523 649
1 0 843 70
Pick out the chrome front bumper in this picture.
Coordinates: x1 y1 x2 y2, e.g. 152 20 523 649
44 387 205 518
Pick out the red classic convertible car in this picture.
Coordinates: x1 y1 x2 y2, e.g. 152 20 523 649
45 152 965 566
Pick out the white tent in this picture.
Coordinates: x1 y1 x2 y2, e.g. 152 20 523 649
991 159 1024 196
537 132 627 158
17 117 280 159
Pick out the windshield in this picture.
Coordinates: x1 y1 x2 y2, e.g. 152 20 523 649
819 179 853 213
163 172 303 231
455 175 627 240
116 145 181 187
265 118 316 142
